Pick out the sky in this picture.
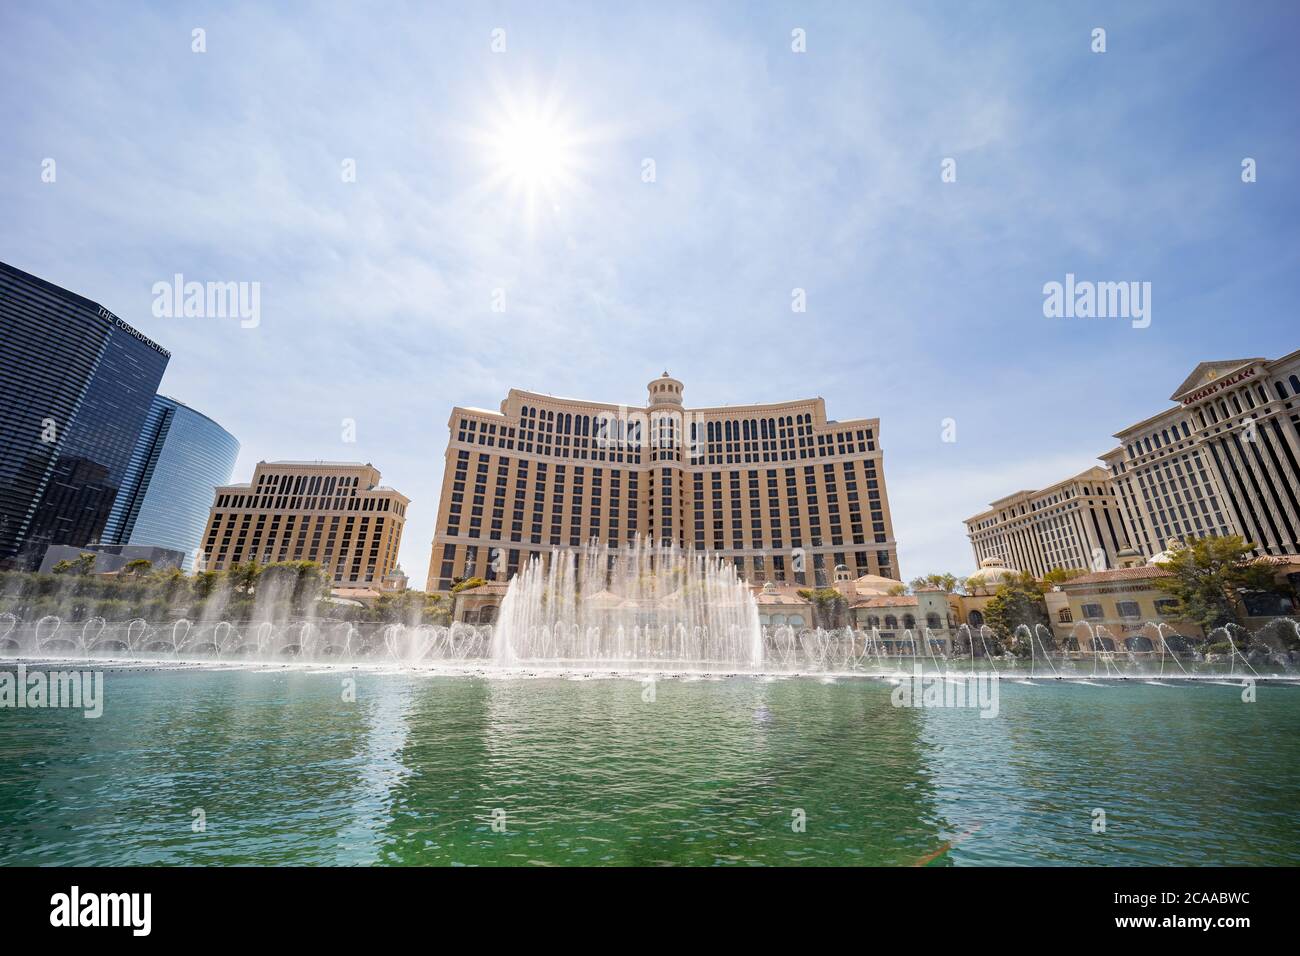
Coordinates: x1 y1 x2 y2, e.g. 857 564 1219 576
2 1 1298 587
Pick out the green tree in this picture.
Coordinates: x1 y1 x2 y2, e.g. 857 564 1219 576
982 572 1049 653
121 558 153 576
1152 535 1281 634
907 572 967 595
373 589 418 624
51 553 96 575
796 587 847 629
256 561 328 618
229 560 262 595
422 592 450 626
1041 567 1087 589
190 571 220 599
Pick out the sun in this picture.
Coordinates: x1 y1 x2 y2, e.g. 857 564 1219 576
463 87 600 227
489 112 577 193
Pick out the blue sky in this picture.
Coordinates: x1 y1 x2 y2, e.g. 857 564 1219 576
2 1 1298 585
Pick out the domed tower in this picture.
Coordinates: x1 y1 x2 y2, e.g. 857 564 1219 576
647 371 684 408
966 557 1018 595
1115 546 1144 569
1148 537 1185 567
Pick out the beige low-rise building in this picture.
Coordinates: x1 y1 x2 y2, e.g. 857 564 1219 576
1048 545 1300 650
955 556 1024 630
200 460 409 588
751 565 959 654
427 373 900 593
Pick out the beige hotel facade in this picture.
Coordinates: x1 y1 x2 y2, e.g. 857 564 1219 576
201 461 409 588
1101 352 1300 561
426 374 899 592
966 350 1300 576
964 466 1133 579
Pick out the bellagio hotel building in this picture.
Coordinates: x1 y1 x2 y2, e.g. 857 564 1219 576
201 461 409 586
427 374 900 592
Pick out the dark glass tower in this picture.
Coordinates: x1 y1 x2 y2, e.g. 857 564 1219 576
0 261 170 568
102 395 239 570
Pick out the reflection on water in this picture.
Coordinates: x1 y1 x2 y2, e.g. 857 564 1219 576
0 669 1296 865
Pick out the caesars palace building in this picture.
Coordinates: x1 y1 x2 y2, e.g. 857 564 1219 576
426 373 899 592
966 351 1300 577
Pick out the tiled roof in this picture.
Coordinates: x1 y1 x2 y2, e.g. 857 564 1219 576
1065 566 1171 585
750 583 813 606
755 593 811 606
1255 554 1300 567
456 581 511 594
1068 554 1300 587
851 595 919 609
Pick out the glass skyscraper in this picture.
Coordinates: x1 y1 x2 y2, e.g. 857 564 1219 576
102 395 239 570
0 260 170 568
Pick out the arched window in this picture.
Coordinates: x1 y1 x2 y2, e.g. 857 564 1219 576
903 614 916 629
867 615 880 628
884 615 898 629
968 610 985 628
788 615 805 628
926 612 941 629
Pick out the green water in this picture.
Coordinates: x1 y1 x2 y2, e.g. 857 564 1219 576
0 667 1296 866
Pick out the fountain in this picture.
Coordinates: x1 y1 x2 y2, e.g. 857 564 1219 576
492 539 762 670
2 546 1299 680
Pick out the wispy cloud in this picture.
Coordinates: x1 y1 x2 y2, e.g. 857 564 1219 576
2 1 1297 584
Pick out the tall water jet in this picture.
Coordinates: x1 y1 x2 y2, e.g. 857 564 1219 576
491 539 763 671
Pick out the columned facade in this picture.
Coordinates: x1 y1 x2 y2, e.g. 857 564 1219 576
427 374 900 592
1102 353 1300 558
964 466 1132 577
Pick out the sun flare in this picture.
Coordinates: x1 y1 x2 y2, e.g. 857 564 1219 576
464 88 601 227
488 112 577 193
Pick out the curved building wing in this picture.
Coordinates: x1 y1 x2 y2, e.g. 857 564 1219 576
103 395 239 570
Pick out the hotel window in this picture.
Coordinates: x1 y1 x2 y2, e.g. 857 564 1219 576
1082 603 1103 620
1116 601 1141 619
